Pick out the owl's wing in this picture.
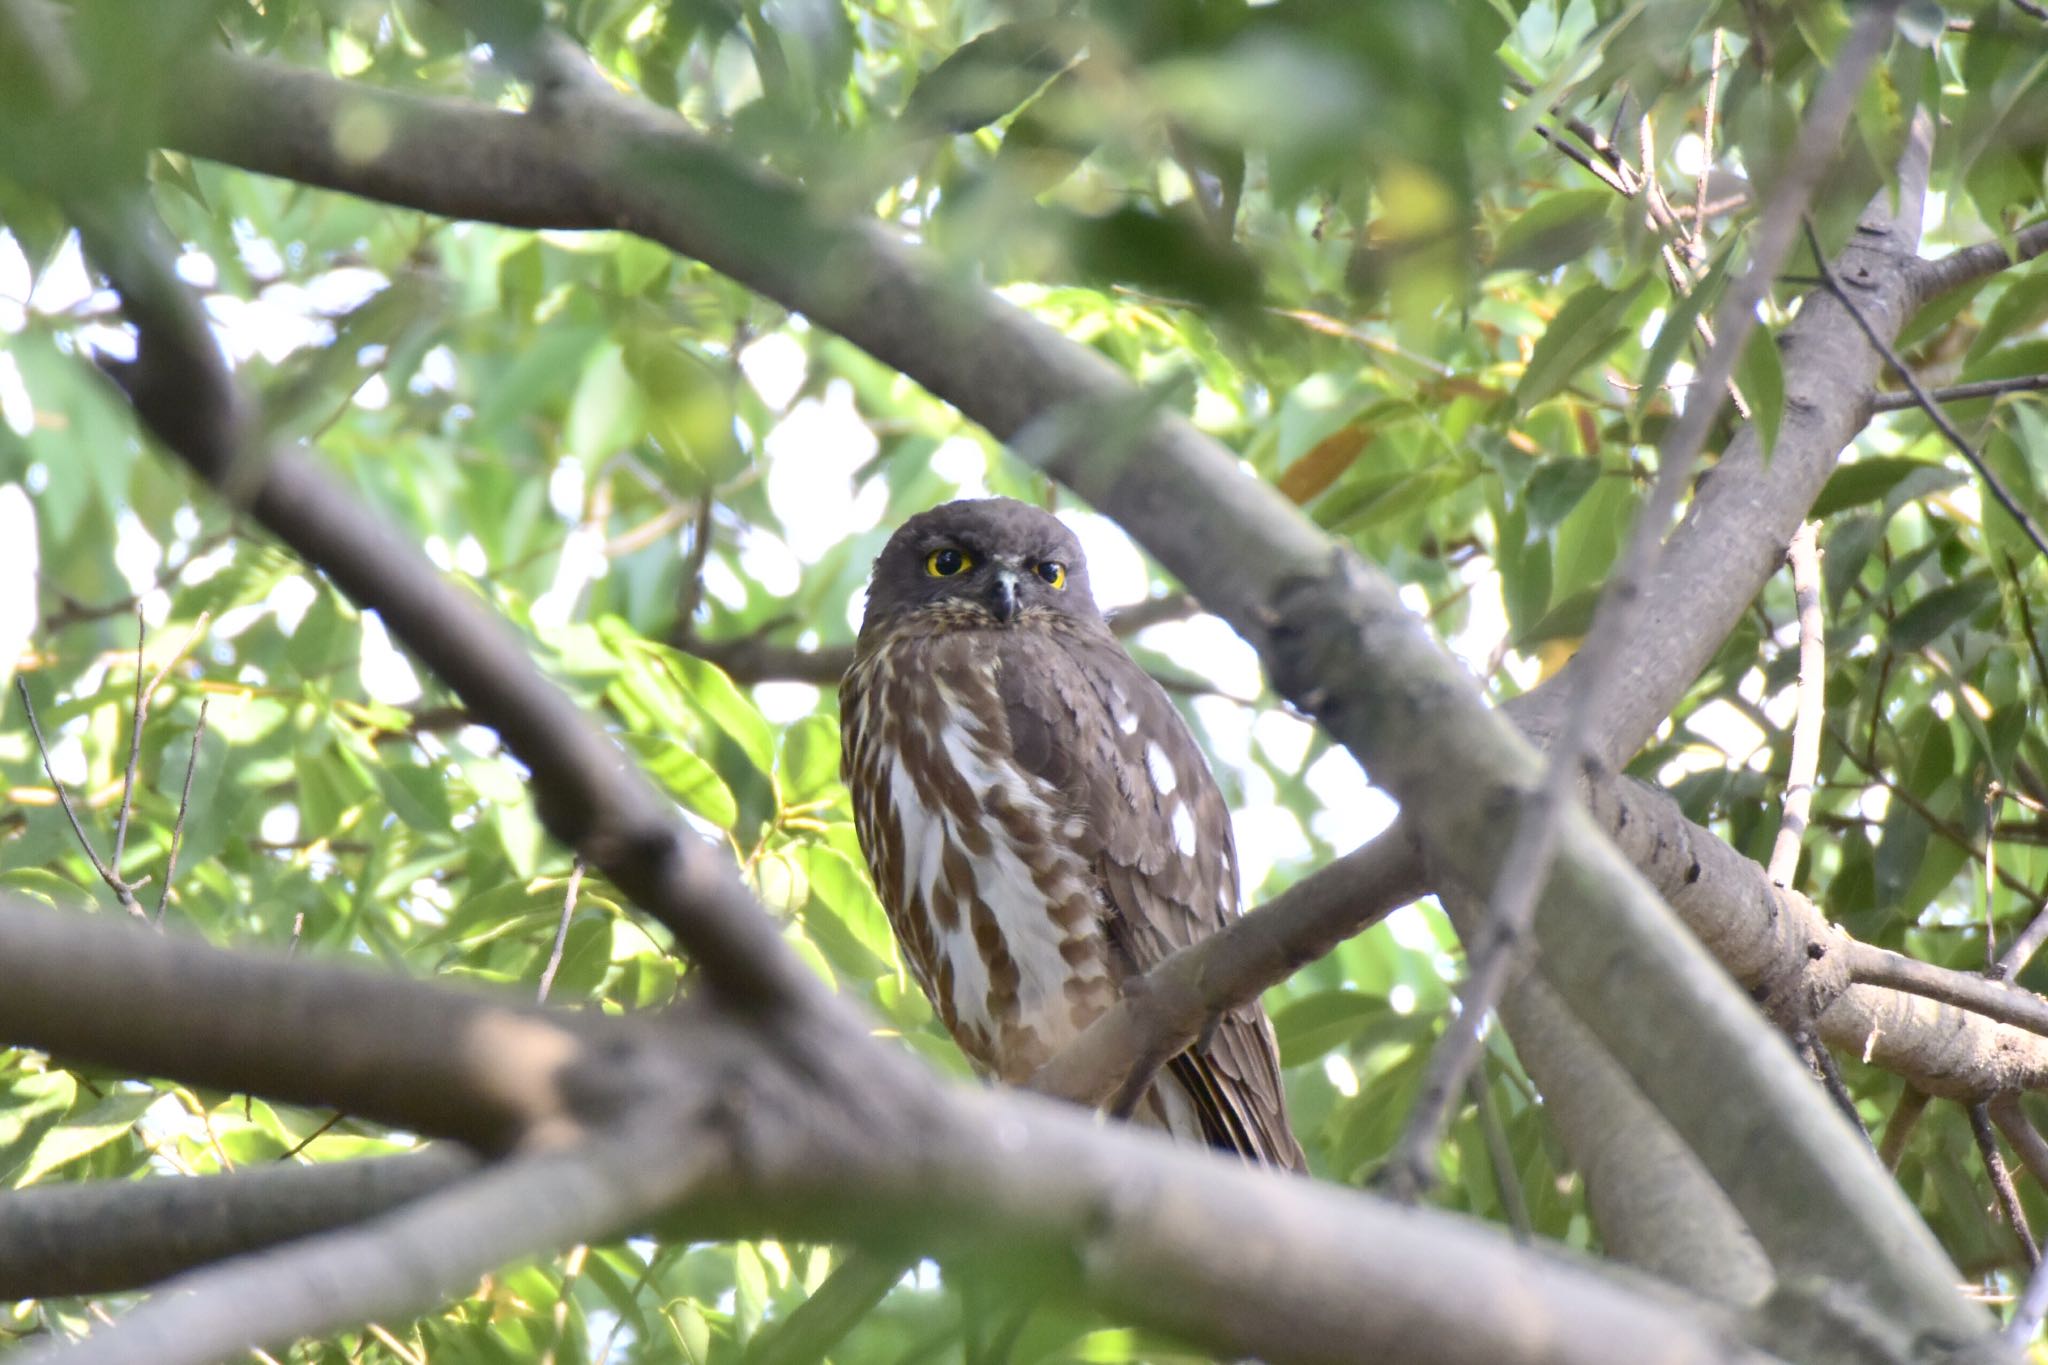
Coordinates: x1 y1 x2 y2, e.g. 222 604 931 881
998 624 1306 1172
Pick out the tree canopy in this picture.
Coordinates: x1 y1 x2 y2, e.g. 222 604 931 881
3 0 2048 1362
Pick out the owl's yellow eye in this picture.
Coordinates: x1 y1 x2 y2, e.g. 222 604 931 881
926 547 973 577
1034 560 1067 589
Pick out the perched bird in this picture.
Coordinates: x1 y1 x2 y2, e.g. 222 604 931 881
840 497 1305 1171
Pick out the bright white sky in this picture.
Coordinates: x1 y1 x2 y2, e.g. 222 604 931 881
0 212 1831 927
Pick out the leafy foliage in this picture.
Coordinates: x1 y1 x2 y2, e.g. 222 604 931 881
3 0 2048 1358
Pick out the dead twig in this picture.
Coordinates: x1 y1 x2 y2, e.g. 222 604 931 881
536 860 586 1005
1768 524 1825 887
154 697 209 924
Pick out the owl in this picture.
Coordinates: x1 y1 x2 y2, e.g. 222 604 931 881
839 498 1304 1171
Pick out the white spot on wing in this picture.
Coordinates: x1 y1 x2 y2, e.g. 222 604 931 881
1171 802 1198 857
1112 688 1140 735
1145 741 1177 797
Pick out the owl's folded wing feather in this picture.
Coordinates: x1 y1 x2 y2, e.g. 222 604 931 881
997 625 1306 1172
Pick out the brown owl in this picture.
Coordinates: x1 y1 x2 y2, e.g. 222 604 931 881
840 498 1305 1171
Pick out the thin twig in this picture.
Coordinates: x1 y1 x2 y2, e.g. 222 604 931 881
1972 1102 2040 1267
1830 724 2045 906
1871 372 2048 411
1470 1064 1533 1241
154 698 209 925
15 676 129 911
1988 788 2003 970
1805 217 2048 561
537 860 585 1004
2009 552 2048 699
672 495 715 646
1691 31 1724 262
276 1112 346 1163
2011 0 2048 23
1531 122 1635 196
1769 524 1825 886
1801 1032 1867 1142
109 608 148 887
1506 74 1635 189
1381 0 1901 1199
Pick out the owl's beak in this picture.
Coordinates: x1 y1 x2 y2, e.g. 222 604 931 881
986 567 1021 623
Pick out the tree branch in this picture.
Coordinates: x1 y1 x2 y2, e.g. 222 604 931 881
27 1127 720 1365
1393 0 1884 1150
0 1148 477 1300
1908 218 2048 303
0 890 1783 1365
1871 373 2048 412
1846 941 2048 1039
0 895 599 1149
67 183 828 1022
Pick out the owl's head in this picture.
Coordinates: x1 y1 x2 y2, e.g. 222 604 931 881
858 498 1101 635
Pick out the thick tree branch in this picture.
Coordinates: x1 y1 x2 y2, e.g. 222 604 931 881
0 897 596 1149
0 895 1781 1365
26 1126 721 1365
0 1148 478 1300
1391 0 1888 1168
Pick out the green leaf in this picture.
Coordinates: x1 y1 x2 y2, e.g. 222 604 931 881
565 343 647 460
801 843 896 973
16 1090 156 1186
637 638 778 777
1634 250 1732 423
0 1071 77 1185
1891 577 1997 653
1271 990 1388 1067
734 1242 770 1341
1965 262 2048 366
1811 457 1962 517
1737 326 1785 459
370 752 455 833
1488 189 1614 276
1523 459 1600 530
901 18 1081 134
1513 276 1651 414
621 733 740 829
778 714 842 808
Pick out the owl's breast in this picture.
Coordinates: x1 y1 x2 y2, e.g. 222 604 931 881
842 629 1115 1082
